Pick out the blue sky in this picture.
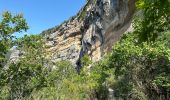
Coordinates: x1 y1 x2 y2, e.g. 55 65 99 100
0 0 85 37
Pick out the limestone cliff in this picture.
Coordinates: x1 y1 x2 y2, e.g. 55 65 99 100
42 0 136 70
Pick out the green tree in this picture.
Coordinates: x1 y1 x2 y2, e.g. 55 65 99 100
0 11 28 99
5 35 47 99
135 0 170 42
0 11 28 67
108 33 170 99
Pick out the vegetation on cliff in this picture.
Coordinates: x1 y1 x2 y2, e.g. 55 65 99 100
0 0 170 99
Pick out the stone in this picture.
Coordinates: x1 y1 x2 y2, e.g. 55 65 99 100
45 41 54 47
42 0 136 68
49 32 57 40
4 47 22 69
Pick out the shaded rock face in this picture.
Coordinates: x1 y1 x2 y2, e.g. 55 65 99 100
43 0 136 70
4 48 22 69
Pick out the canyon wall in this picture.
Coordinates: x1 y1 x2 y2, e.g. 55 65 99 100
42 0 136 70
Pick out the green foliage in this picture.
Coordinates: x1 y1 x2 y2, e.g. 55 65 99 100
1 0 170 99
109 2 170 98
0 11 28 67
41 25 60 36
0 11 28 37
0 11 29 99
30 61 78 100
135 0 170 42
157 31 170 48
78 0 91 20
0 35 47 99
107 33 170 99
25 54 113 100
81 54 92 66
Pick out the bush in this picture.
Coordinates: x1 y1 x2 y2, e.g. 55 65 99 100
108 33 170 99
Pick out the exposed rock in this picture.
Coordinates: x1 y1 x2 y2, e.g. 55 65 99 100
6 48 21 63
42 0 136 71
4 47 22 69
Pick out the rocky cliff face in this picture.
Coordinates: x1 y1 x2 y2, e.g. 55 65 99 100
42 0 136 71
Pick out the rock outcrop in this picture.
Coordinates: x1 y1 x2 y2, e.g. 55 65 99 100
42 0 136 71
4 47 22 69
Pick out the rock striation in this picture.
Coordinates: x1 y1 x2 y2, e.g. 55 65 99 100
42 0 136 71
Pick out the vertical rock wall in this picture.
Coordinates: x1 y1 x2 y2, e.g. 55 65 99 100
43 0 136 69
